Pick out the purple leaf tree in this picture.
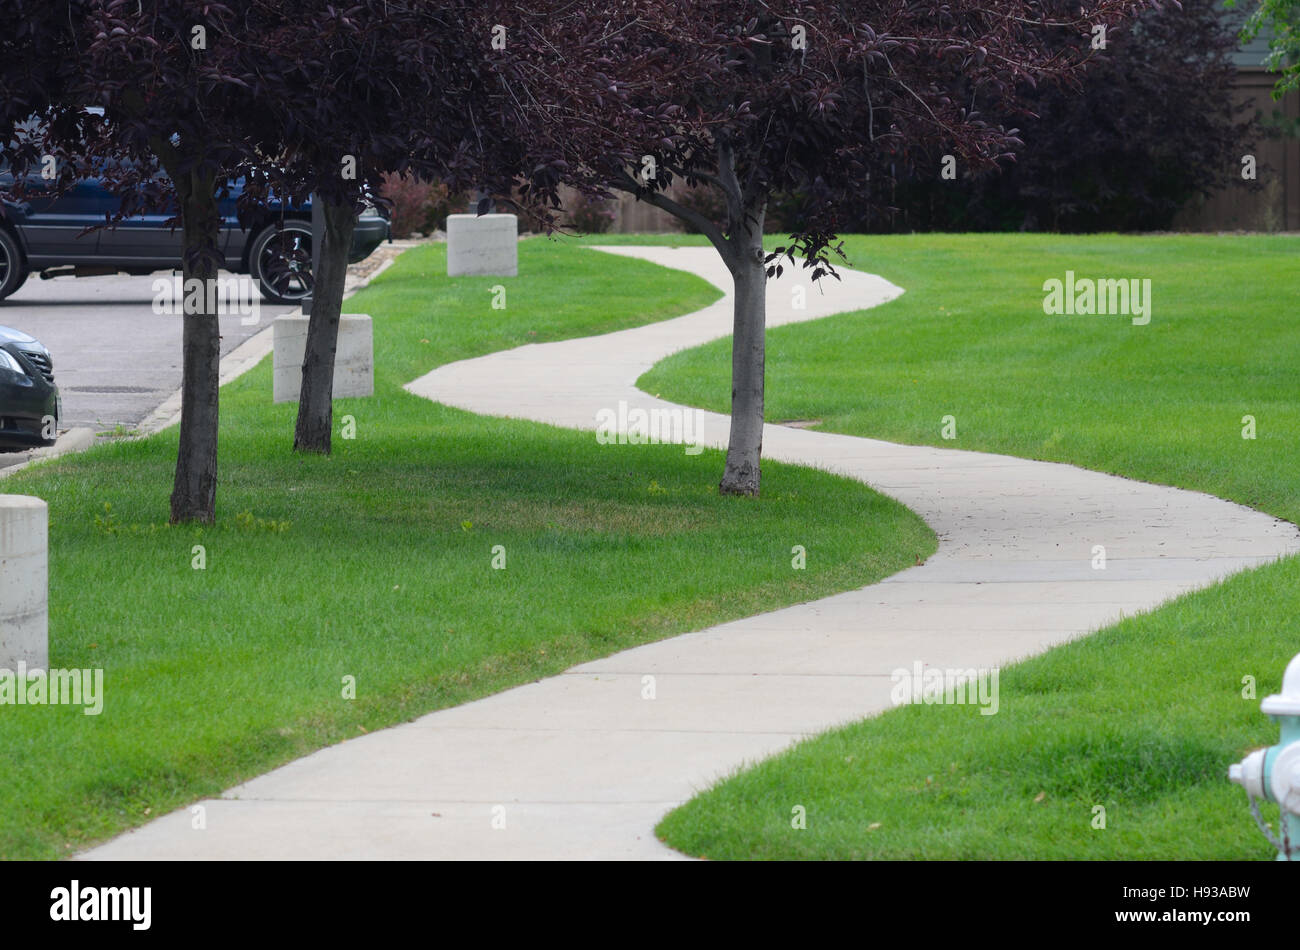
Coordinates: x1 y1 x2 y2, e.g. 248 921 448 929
494 0 1161 495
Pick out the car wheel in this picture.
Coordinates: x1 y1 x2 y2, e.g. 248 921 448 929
250 221 313 305
0 229 30 301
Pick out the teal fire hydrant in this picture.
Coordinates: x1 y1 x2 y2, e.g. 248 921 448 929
1229 651 1300 860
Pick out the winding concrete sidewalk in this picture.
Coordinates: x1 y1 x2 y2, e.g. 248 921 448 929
82 246 1300 860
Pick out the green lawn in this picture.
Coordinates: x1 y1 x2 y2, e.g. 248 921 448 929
639 232 1300 859
640 233 1300 523
0 238 935 860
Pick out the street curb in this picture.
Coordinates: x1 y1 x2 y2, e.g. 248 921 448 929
134 322 277 437
0 427 98 481
137 252 400 437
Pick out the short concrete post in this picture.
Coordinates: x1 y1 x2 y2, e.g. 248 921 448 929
0 494 48 670
272 313 374 404
446 213 518 276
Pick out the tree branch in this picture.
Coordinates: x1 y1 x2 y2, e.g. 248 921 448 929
608 169 734 265
715 138 744 217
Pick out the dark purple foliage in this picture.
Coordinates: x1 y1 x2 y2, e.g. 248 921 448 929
863 0 1255 232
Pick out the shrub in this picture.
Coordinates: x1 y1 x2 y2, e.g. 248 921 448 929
937 0 1254 231
567 194 616 234
780 0 1257 234
379 172 464 238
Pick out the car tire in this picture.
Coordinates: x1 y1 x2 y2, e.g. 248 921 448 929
249 221 314 305
0 229 30 301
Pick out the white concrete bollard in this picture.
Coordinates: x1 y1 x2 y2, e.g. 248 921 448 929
446 213 518 277
0 494 48 671
272 313 374 404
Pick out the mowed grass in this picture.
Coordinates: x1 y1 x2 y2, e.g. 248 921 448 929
658 557 1300 860
0 238 936 860
633 232 1300 859
641 233 1300 523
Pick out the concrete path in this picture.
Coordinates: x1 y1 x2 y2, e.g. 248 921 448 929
81 246 1300 860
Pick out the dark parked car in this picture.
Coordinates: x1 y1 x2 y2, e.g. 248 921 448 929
0 171 390 305
0 324 59 449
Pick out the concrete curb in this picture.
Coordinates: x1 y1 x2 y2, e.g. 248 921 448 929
0 427 98 481
134 323 277 437
137 253 399 437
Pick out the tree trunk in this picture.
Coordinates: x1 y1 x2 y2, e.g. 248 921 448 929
720 198 767 496
622 145 770 497
293 199 357 454
169 169 222 524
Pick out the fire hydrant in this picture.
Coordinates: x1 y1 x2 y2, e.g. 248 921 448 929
1229 651 1300 860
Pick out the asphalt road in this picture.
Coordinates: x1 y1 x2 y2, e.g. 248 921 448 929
0 270 292 434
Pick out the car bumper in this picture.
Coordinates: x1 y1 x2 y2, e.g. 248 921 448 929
349 214 390 263
0 375 58 449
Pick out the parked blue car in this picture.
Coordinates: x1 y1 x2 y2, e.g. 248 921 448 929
0 171 390 304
